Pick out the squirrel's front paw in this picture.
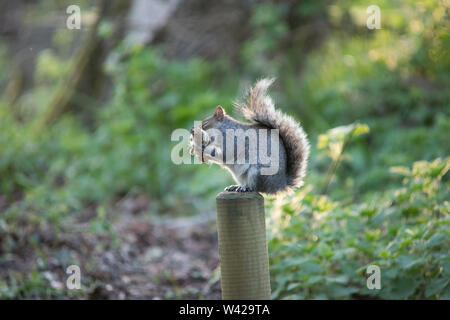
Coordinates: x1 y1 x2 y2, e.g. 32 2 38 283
225 185 254 192
225 185 239 192
190 127 212 161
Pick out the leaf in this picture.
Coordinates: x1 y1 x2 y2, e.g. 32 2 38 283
426 234 445 249
282 257 312 268
280 257 324 276
329 141 344 161
390 166 411 176
286 282 302 291
379 250 390 259
327 284 359 298
425 278 449 298
317 134 329 150
385 277 419 299
299 261 324 274
352 123 370 137
306 275 324 285
331 248 356 261
325 275 349 284
318 243 334 258
283 293 306 300
396 254 425 270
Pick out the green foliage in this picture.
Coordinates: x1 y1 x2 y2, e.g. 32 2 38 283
0 48 234 217
318 122 369 162
0 269 85 299
268 156 449 300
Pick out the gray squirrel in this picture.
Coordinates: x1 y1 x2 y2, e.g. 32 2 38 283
190 78 309 194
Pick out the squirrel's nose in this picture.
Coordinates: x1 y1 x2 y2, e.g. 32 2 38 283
190 126 194 134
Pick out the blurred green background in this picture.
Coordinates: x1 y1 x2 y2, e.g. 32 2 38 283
0 0 448 299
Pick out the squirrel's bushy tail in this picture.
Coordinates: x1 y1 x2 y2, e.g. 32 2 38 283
234 78 310 190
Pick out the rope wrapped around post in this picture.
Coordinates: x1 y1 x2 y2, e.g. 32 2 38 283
215 191 271 300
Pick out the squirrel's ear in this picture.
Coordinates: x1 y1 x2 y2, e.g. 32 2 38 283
215 105 225 121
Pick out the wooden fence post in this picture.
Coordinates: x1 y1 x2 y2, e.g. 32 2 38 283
216 191 271 300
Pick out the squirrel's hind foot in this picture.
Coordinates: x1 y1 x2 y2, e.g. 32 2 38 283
225 185 254 192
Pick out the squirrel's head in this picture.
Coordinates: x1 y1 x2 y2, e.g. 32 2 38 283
190 105 226 135
189 106 227 162
200 105 226 130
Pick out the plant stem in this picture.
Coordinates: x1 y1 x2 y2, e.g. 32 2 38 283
321 129 355 195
